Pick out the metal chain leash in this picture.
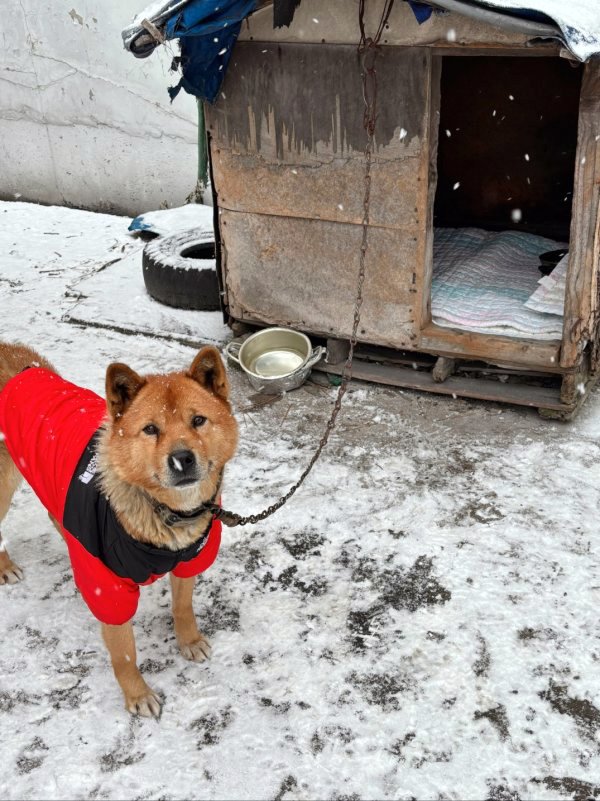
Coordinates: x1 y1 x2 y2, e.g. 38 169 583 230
213 0 395 527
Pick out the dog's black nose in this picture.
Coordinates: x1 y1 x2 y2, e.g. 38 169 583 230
168 449 197 477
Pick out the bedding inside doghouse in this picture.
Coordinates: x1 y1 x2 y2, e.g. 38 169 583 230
430 55 582 340
431 227 566 339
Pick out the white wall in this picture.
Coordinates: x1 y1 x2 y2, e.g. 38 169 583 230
0 1 199 215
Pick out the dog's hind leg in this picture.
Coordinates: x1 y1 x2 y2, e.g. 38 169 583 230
170 574 212 662
101 621 162 718
0 443 24 584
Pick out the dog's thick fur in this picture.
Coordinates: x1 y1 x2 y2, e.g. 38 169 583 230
0 342 238 716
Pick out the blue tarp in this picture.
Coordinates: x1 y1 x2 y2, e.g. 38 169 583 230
123 0 256 102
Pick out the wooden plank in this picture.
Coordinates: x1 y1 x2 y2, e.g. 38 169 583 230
206 44 428 230
210 147 421 231
418 323 562 370
209 44 427 161
414 54 441 332
591 206 600 371
432 45 561 57
313 359 567 411
561 60 600 368
241 0 536 50
220 210 419 348
356 343 563 376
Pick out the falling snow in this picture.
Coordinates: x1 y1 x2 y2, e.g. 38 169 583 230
0 201 599 801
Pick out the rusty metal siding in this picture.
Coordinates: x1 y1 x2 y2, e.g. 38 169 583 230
207 42 433 347
210 148 421 230
221 211 418 348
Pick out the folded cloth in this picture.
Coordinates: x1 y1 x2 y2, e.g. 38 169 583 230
524 253 568 316
432 227 566 340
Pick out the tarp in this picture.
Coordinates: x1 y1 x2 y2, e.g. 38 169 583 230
122 0 600 104
122 0 256 102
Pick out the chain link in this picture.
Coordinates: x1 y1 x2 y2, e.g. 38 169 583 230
215 0 394 527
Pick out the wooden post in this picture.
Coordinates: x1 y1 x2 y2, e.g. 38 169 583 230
326 338 350 365
432 356 456 383
560 60 600 369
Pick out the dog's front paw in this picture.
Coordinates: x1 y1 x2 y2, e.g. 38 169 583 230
125 686 162 718
179 634 211 663
0 557 24 585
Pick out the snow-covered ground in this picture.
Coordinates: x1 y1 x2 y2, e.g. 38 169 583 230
0 200 599 801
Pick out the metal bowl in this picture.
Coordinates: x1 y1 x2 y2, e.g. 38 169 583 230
225 328 325 394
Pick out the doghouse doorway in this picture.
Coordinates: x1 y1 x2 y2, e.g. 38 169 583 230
429 55 583 341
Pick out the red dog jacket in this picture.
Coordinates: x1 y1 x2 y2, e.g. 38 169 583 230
0 368 221 624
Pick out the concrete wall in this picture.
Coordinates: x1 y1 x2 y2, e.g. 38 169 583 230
0 1 198 215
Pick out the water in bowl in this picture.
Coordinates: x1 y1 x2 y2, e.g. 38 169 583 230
249 348 305 378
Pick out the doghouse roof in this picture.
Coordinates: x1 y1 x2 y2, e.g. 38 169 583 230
122 0 600 101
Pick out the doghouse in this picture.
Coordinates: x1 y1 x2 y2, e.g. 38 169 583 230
199 0 600 418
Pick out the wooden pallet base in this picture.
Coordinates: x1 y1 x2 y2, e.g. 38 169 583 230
313 358 574 415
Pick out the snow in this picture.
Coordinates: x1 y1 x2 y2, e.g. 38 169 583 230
0 201 600 800
64 249 228 346
128 203 214 237
142 232 218 274
452 0 600 62
128 0 188 30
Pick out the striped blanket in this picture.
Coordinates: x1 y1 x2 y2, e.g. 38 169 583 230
431 228 566 340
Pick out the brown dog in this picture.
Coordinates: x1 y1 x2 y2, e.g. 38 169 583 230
0 342 237 716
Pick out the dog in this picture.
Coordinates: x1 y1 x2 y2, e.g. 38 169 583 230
0 341 238 717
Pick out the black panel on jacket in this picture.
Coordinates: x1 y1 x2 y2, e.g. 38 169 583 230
62 432 211 584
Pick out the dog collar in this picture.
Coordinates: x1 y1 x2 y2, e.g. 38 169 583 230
145 474 222 529
151 499 215 528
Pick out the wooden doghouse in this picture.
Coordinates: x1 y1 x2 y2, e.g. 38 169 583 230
204 0 600 418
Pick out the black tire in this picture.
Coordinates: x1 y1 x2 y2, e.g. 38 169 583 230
142 229 221 311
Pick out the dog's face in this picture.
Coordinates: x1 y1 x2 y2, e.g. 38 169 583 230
104 347 237 503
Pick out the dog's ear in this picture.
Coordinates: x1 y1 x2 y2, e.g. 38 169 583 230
188 346 229 401
105 363 146 419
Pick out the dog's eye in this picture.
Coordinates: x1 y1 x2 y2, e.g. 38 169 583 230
192 415 207 428
142 423 159 436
